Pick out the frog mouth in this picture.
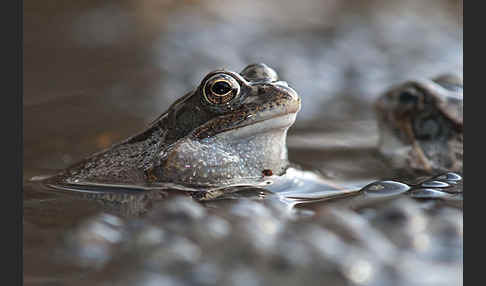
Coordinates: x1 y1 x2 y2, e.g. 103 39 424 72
234 112 298 135
194 107 299 140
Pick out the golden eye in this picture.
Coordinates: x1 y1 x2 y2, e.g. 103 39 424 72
203 74 240 105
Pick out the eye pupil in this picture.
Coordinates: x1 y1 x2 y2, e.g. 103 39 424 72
211 81 232 96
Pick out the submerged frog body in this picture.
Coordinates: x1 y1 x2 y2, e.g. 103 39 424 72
47 64 301 188
375 74 463 174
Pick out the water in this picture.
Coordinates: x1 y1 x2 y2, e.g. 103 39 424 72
24 0 462 285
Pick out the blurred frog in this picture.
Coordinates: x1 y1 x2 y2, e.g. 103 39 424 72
375 74 463 174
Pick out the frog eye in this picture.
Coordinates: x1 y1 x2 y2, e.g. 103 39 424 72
203 74 240 105
399 90 419 105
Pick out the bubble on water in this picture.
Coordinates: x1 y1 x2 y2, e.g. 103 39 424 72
436 172 462 182
140 274 183 286
191 263 221 286
101 214 123 227
409 188 451 199
136 227 166 246
204 216 231 239
165 197 206 220
362 180 410 197
230 268 261 286
230 200 272 218
421 180 450 188
85 215 124 244
412 233 431 251
170 238 202 263
344 259 374 285
67 214 125 268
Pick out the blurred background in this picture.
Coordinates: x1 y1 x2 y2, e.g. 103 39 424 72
24 0 462 180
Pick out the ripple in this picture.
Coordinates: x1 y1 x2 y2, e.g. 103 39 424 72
435 172 462 182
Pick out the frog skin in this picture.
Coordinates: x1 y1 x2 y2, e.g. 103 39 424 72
374 74 463 174
46 64 301 189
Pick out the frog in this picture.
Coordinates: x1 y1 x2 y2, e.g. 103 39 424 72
44 63 301 190
374 74 463 175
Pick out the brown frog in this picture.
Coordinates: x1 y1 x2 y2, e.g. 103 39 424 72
374 74 463 174
44 64 301 190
